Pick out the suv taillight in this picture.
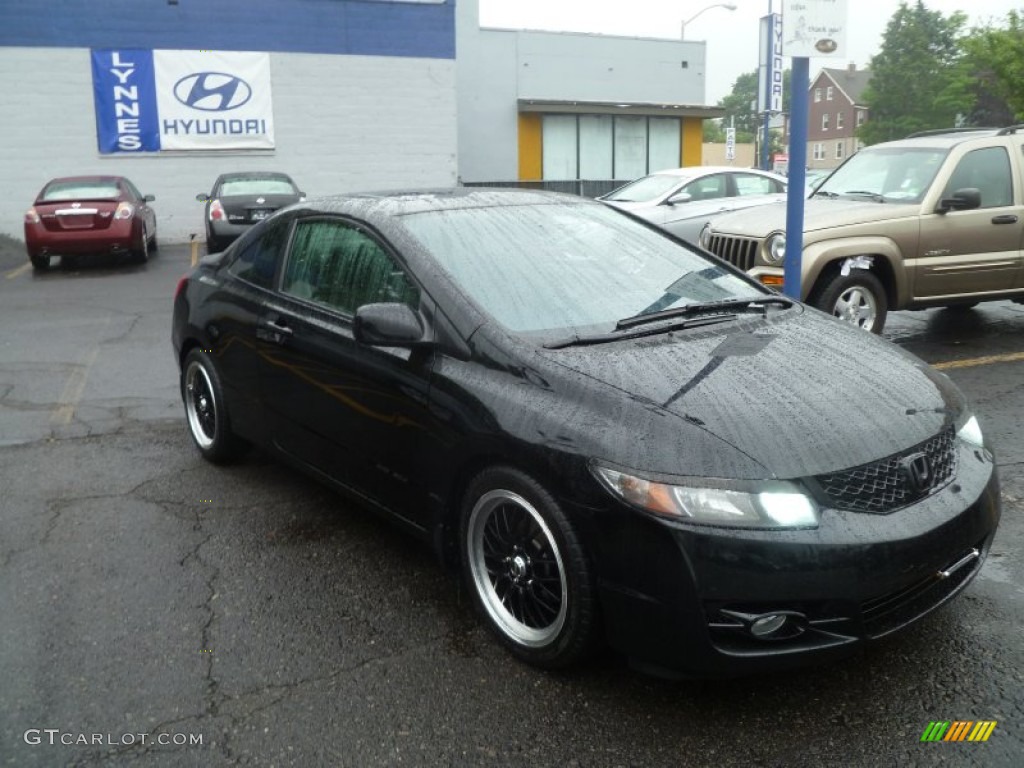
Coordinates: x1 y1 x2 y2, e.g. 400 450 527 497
209 200 225 221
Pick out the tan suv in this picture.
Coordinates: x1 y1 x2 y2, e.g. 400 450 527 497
698 126 1024 333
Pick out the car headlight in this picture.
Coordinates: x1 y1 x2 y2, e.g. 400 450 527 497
698 223 712 250
765 232 786 265
957 414 984 448
592 465 818 529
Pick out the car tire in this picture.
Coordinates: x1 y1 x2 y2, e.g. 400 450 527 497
29 253 49 272
181 348 248 463
149 230 158 252
460 466 599 669
133 225 150 264
809 269 888 334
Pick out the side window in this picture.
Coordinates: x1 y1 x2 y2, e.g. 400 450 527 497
734 174 777 196
944 147 1012 208
124 180 143 201
281 219 419 315
681 174 727 201
227 218 289 289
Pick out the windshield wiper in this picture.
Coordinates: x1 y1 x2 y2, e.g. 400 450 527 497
843 190 886 202
812 189 839 199
544 314 737 350
616 296 794 330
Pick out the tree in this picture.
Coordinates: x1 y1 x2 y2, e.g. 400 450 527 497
707 68 792 143
962 10 1024 122
858 1 971 145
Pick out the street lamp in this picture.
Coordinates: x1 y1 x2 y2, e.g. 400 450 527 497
680 3 737 39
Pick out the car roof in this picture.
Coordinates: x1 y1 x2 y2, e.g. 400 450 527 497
291 187 592 220
216 171 295 182
43 175 126 184
874 129 1005 150
647 166 783 179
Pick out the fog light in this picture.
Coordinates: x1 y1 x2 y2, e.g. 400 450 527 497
751 614 788 637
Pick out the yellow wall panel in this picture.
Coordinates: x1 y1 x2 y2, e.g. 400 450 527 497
518 113 543 180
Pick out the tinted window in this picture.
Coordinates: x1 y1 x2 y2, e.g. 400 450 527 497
734 174 783 196
402 203 755 334
219 178 297 196
281 219 419 314
681 174 728 201
228 218 290 289
943 147 1012 208
41 181 120 201
124 180 143 200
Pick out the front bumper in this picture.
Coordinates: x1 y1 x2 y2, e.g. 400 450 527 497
582 439 1000 677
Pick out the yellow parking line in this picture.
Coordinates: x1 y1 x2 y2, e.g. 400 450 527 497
933 352 1024 370
5 263 30 280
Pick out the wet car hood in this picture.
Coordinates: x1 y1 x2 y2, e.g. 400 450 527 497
538 309 963 480
709 198 919 237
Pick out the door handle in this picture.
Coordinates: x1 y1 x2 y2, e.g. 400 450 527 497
991 214 1018 224
257 317 293 343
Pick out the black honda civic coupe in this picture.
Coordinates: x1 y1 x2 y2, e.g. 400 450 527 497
171 188 1000 678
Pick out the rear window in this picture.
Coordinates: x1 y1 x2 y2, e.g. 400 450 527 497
219 179 297 196
41 181 120 201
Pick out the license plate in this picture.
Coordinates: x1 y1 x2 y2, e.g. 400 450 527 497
250 209 270 221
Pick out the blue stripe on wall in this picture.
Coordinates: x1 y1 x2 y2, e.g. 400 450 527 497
0 0 454 60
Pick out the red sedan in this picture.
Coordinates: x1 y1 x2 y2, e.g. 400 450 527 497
24 175 158 271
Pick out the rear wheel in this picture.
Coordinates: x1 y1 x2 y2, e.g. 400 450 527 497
133 226 150 264
809 269 888 334
181 348 248 463
460 466 599 669
29 254 50 272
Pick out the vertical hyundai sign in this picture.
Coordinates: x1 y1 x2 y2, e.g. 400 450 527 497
757 14 784 114
91 50 161 152
91 50 274 153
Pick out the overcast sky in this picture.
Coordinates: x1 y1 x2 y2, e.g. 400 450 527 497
478 0 1020 105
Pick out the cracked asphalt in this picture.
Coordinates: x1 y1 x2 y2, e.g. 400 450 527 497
1 244 1022 767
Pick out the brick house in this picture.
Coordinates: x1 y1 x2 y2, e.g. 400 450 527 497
806 64 871 169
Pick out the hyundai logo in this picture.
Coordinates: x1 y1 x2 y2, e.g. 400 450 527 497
173 72 252 112
900 452 932 495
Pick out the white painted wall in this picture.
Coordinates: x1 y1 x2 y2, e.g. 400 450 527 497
456 0 707 184
0 48 457 242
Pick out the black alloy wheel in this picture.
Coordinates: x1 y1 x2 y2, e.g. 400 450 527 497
181 348 248 463
460 466 599 668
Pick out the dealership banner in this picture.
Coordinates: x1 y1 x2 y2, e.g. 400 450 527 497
91 50 274 153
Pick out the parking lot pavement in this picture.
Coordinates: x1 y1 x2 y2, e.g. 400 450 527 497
1 244 1022 766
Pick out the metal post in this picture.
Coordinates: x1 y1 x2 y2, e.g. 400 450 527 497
783 56 809 299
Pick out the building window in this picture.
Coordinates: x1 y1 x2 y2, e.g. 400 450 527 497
541 114 681 180
826 86 834 101
854 138 864 152
856 110 866 127
814 88 822 102
813 143 825 160
822 113 829 131
835 141 844 160
836 112 845 130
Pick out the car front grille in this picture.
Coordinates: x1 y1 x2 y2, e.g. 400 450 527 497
704 234 760 271
813 426 957 513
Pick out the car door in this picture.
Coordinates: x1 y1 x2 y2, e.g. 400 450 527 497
201 216 294 444
914 145 1023 298
124 179 156 236
257 215 437 519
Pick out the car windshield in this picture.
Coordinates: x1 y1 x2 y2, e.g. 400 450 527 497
220 178 296 196
816 147 947 203
41 181 120 201
401 202 759 335
602 174 687 203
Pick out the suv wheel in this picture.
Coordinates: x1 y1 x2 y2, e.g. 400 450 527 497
810 270 888 334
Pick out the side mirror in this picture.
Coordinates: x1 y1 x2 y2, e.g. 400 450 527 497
354 303 425 347
196 193 212 203
937 187 981 214
665 192 693 206
144 194 155 202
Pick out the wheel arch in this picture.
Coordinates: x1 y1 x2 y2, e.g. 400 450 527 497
803 239 903 309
